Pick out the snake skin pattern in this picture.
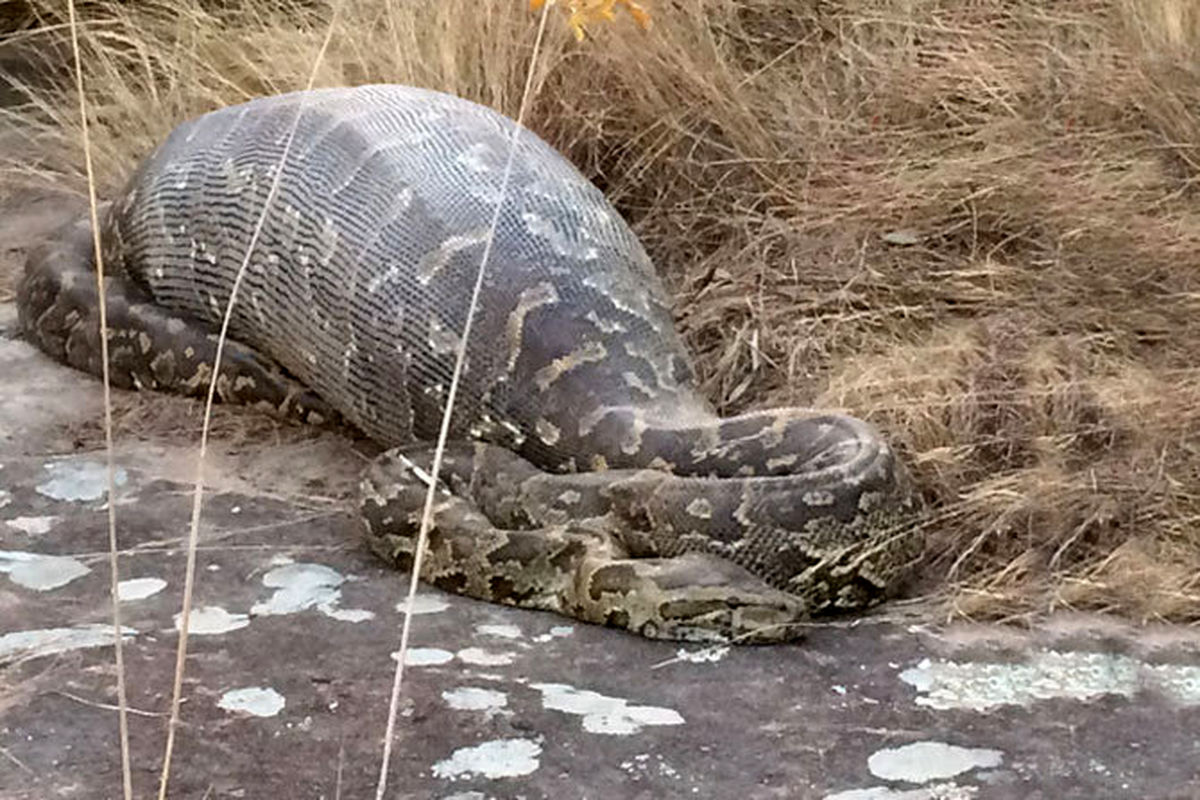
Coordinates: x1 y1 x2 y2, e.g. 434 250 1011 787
17 85 920 643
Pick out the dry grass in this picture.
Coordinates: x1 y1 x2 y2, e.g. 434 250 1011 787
1 0 1198 623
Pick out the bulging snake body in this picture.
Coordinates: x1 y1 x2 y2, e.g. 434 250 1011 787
18 85 920 643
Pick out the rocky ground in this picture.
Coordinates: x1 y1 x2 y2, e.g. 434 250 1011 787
2 193 1199 800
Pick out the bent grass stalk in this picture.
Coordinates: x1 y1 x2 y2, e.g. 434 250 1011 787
64 1 133 798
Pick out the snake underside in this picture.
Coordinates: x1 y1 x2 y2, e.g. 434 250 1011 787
17 84 922 643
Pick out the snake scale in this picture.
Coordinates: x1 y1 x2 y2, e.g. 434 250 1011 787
17 85 920 643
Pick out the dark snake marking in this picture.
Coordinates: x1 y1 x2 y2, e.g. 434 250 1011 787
17 85 921 643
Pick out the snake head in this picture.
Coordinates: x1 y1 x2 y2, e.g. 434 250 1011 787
581 552 810 644
640 595 810 644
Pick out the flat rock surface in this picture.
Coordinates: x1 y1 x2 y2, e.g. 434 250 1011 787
1 197 1199 800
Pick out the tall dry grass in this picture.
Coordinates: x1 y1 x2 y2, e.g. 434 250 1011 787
2 0 1198 622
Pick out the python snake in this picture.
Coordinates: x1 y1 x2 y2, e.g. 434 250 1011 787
17 85 920 643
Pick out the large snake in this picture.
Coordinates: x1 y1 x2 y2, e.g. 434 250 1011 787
17 85 920 643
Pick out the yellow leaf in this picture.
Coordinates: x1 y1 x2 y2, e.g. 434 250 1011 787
568 12 587 41
623 1 652 30
536 0 652 40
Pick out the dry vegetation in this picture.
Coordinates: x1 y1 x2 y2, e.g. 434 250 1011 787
1 0 1198 623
